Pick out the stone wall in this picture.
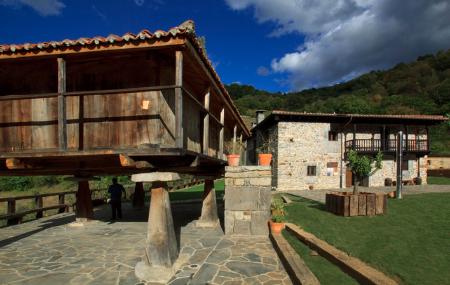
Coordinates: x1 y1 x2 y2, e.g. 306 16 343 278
270 121 428 191
369 156 428 186
224 166 271 236
275 122 342 191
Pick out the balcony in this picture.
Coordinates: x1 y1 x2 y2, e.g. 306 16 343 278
345 139 429 154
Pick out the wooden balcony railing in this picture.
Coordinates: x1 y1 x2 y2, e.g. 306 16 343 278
345 139 429 153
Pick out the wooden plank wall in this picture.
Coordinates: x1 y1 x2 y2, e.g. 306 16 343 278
0 98 58 151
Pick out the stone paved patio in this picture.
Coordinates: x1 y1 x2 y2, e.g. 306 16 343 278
283 184 450 203
0 202 291 285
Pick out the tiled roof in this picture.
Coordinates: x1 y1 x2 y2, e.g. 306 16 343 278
253 110 447 131
271 110 448 121
0 20 250 137
0 20 196 54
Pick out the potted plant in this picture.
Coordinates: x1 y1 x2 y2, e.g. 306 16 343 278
269 198 285 234
257 130 275 166
225 140 243 167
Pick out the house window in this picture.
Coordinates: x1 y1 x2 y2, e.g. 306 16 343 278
328 131 338 141
327 162 338 176
307 166 317 176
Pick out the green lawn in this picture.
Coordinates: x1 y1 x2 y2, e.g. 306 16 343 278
282 230 358 285
428 176 450 185
284 193 450 285
167 179 224 201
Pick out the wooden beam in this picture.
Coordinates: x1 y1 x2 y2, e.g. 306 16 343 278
5 158 32 170
175 50 183 149
203 88 210 155
219 108 225 159
119 154 154 169
57 57 67 151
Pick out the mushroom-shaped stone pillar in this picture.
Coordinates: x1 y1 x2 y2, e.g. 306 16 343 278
196 179 220 227
132 172 180 283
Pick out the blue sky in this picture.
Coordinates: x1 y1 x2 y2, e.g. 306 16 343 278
0 0 300 92
2 0 450 92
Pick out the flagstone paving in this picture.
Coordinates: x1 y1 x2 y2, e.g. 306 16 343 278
0 202 291 285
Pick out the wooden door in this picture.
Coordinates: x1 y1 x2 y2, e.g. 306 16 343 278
346 169 353 187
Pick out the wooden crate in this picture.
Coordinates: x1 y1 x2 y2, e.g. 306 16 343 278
325 192 387 216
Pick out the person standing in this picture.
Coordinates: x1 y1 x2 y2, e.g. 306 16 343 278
108 177 126 220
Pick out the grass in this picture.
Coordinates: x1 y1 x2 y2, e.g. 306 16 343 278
427 176 450 185
283 193 450 285
169 179 224 201
282 230 358 285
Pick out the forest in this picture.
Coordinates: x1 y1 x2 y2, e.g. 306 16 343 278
226 49 450 154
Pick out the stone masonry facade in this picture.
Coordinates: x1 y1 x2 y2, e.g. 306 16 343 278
224 166 271 236
269 121 428 191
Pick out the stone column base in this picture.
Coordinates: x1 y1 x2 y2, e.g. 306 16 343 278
135 261 174 284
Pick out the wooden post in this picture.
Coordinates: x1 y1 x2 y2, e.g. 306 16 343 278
175 50 183 149
352 124 357 150
405 125 409 152
203 89 210 155
76 180 93 221
146 182 178 267
232 125 237 154
197 179 219 227
7 199 17 226
133 182 145 208
219 107 225 159
57 57 67 151
58 194 66 213
35 196 43 219
426 126 430 151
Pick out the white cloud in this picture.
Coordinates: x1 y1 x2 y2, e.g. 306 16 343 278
1 0 65 16
134 0 145 6
225 0 450 90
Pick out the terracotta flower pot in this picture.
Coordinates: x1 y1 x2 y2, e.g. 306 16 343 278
258 153 272 166
269 220 285 234
227 154 240 166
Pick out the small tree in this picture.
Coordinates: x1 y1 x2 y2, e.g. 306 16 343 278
347 150 383 194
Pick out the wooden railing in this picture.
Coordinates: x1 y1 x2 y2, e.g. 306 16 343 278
0 178 204 227
345 139 429 153
0 189 104 226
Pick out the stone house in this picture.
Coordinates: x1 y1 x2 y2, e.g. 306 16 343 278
249 111 447 191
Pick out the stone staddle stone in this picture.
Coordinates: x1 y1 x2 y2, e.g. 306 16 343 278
131 172 181 182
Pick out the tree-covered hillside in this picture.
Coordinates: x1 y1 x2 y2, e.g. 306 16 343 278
226 49 450 153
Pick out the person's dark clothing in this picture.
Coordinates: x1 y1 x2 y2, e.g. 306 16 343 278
108 183 126 219
110 200 122 220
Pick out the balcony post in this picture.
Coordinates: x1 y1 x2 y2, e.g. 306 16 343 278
352 124 356 150
381 125 386 151
426 126 430 152
203 88 210 155
405 125 409 151
57 58 67 151
175 50 183 149
218 108 224 159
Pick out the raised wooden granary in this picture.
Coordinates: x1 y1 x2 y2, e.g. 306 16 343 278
0 20 249 177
